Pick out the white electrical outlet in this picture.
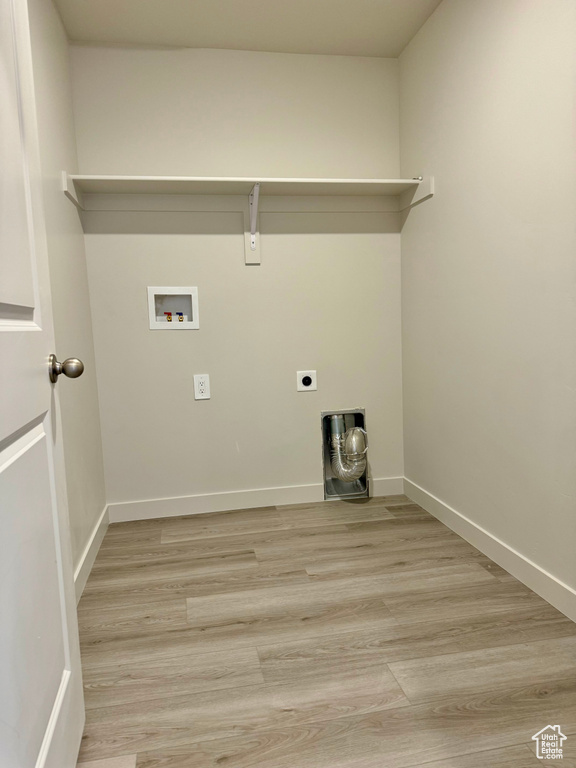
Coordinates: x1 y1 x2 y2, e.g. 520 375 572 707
194 374 210 400
297 370 317 391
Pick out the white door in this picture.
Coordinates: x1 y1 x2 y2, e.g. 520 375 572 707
0 0 84 766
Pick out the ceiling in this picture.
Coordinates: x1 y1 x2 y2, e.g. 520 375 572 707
53 0 443 58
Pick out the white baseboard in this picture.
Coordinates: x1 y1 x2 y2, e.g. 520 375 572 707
371 476 405 497
404 478 576 623
107 476 405 523
74 505 109 603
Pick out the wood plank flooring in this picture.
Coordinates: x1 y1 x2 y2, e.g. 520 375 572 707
77 495 576 767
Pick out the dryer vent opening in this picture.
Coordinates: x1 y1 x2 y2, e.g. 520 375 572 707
321 409 368 500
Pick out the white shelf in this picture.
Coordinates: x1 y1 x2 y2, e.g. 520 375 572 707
66 174 423 197
62 172 434 265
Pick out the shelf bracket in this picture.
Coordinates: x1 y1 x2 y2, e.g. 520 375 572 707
243 182 261 265
399 175 434 212
61 171 84 210
249 182 260 251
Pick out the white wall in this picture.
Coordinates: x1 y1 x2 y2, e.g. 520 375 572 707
84 223 403 514
27 0 107 572
70 47 404 516
400 0 576 593
70 46 399 178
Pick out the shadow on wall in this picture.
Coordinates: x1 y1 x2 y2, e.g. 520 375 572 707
80 210 402 235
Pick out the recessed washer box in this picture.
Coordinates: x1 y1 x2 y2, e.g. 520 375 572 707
147 287 199 330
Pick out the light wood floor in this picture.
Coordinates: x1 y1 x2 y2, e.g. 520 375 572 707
77 495 576 768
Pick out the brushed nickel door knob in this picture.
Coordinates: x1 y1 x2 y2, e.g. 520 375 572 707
49 354 84 383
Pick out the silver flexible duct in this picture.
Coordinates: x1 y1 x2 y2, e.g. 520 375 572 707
329 415 367 482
